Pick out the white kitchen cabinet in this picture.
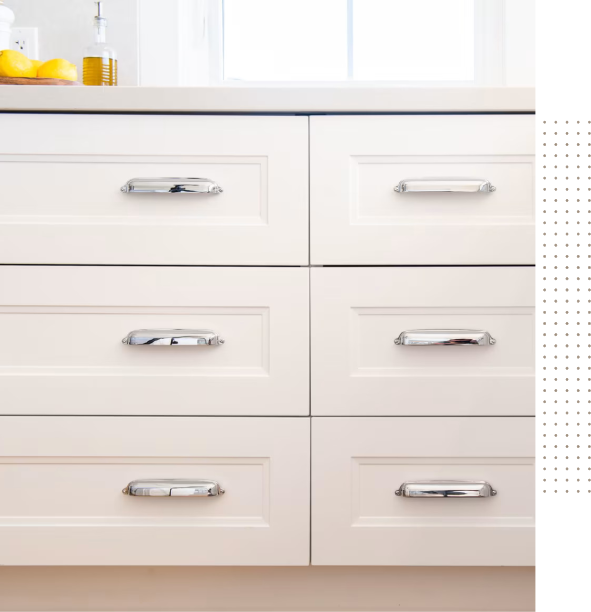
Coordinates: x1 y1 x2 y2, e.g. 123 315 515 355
0 417 310 566
312 417 534 566
0 114 308 265
311 266 534 416
0 266 309 416
0 105 535 575
311 114 534 265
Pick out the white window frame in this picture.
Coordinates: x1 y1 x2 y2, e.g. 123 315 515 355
139 0 516 87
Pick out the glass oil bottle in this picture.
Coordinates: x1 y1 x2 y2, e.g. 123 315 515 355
83 2 117 86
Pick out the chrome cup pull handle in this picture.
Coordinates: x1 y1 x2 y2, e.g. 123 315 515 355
394 329 496 346
122 479 225 497
122 329 225 346
395 481 497 498
394 178 496 193
120 177 223 194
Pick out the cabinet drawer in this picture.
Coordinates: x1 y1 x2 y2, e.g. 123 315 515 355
311 267 534 416
0 114 308 265
0 417 310 565
0 266 309 416
312 417 534 566
311 115 534 265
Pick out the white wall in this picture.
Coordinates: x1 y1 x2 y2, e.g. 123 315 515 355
506 0 591 87
12 0 139 85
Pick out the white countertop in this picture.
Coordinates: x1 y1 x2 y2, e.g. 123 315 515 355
0 86 534 113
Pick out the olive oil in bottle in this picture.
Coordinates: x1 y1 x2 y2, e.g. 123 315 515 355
83 2 117 86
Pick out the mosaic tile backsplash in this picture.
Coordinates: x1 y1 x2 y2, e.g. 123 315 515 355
544 423 591 523
544 311 591 404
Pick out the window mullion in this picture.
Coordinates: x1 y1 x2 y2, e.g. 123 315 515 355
347 0 354 79
474 0 505 86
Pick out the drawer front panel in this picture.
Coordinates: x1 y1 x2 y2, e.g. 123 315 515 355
311 114 534 264
0 417 310 565
0 266 309 416
0 114 308 265
311 267 534 416
312 417 534 566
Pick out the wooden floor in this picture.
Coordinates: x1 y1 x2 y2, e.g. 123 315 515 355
0 566 534 611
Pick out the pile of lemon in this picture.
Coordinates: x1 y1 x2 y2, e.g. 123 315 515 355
0 49 77 81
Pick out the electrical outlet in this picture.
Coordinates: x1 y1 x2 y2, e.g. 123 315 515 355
10 27 39 60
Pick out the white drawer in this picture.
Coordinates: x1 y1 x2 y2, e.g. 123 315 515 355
311 267 534 416
0 114 308 265
311 115 534 265
0 266 309 416
312 417 534 566
0 417 310 565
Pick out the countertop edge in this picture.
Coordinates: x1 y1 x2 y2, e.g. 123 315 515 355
0 86 535 113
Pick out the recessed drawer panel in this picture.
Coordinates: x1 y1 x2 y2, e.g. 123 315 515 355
311 115 534 264
0 417 310 565
0 266 309 416
0 114 308 265
312 417 534 566
311 267 534 416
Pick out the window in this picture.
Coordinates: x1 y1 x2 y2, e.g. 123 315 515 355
223 0 348 81
138 0 527 87
222 0 483 84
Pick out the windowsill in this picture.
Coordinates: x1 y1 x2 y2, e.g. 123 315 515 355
0 86 535 113
214 81 487 87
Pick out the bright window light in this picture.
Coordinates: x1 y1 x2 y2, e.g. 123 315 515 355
222 0 475 82
353 0 475 81
223 0 348 81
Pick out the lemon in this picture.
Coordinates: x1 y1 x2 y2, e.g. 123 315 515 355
0 49 36 78
37 58 77 81
31 59 43 75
